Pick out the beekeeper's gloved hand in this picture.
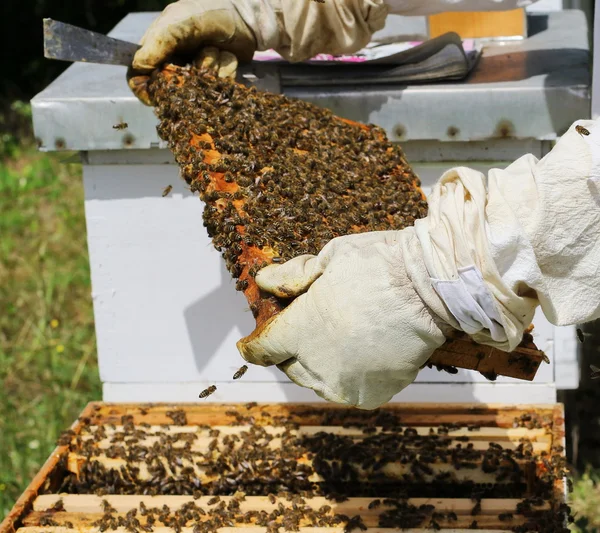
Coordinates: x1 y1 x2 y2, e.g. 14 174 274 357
238 119 600 409
129 0 534 104
128 0 255 104
238 231 453 410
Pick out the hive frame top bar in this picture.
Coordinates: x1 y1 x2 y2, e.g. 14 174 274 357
31 10 589 152
0 401 568 533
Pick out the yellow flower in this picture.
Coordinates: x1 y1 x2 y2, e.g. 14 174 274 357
56 344 65 353
50 319 59 329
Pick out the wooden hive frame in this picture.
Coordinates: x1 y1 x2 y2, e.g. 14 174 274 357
149 65 546 383
1 402 569 533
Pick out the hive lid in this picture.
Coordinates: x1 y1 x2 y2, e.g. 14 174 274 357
31 11 589 152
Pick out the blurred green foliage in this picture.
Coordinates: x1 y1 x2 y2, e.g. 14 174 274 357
0 102 101 519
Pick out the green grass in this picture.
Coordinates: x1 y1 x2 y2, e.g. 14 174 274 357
0 102 101 519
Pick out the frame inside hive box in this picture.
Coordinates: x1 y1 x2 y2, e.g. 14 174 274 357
141 64 546 383
1 403 570 533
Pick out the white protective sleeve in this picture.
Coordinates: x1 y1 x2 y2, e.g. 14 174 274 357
413 120 600 353
234 0 539 62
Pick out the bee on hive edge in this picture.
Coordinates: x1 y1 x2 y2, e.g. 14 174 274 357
199 385 217 398
577 328 585 343
233 365 248 380
113 122 128 130
576 125 590 137
367 499 380 510
162 185 173 197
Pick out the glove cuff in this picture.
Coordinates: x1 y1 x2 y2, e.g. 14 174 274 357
413 168 537 352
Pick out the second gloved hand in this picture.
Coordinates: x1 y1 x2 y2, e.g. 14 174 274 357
237 230 449 410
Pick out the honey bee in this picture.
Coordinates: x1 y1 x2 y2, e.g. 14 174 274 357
343 516 366 533
367 499 380 510
590 365 600 380
162 185 173 197
113 122 128 130
577 328 585 343
233 365 248 380
576 125 590 137
199 385 217 398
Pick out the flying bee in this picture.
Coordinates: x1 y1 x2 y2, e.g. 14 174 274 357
162 185 173 197
113 122 128 130
199 385 217 398
590 365 600 380
576 125 590 137
233 365 248 380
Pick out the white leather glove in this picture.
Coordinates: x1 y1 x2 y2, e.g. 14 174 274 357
128 0 255 104
238 119 600 409
238 230 452 410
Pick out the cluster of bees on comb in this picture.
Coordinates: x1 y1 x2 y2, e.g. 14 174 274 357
147 65 426 302
143 64 550 397
146 64 427 400
47 404 573 533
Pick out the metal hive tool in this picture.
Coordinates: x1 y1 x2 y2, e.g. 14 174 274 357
148 64 545 381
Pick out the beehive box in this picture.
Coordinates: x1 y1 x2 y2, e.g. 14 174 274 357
1 403 570 533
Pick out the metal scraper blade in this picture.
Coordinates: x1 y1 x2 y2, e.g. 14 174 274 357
42 19 281 93
43 18 140 66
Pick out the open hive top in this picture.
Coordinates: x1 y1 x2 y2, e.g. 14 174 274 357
146 64 545 380
1 403 570 533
